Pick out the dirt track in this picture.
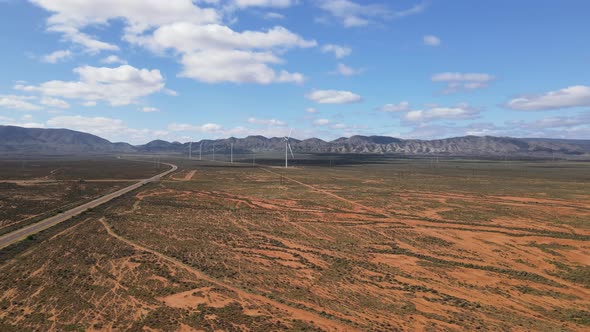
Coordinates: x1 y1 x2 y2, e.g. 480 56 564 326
99 218 358 332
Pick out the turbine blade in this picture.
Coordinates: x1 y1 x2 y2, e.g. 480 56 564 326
288 128 293 139
288 143 295 159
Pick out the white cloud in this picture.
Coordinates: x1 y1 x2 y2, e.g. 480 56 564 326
47 115 126 136
404 104 479 122
141 23 316 53
316 0 426 27
180 50 304 84
7 115 45 128
48 25 119 53
101 55 127 65
15 65 166 106
306 89 362 104
31 0 314 85
400 112 590 139
313 118 331 126
316 0 388 27
378 101 410 112
321 44 352 59
168 123 223 132
505 85 590 111
306 107 319 113
45 115 161 144
40 97 70 109
247 117 286 126
163 89 179 97
9 122 46 128
140 107 160 113
42 50 72 63
0 95 42 111
335 63 361 76
130 22 313 84
30 0 220 53
510 114 590 130
423 35 441 46
432 72 495 93
233 0 296 8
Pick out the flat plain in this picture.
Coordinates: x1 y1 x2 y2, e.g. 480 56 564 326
0 155 589 331
0 157 163 235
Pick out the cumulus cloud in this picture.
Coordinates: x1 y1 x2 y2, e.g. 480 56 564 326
0 114 45 128
247 117 286 126
313 118 331 126
168 123 223 133
378 101 410 112
432 72 495 94
180 50 304 84
321 44 352 58
505 85 590 111
45 115 171 143
140 23 316 53
0 95 42 111
306 107 319 113
30 0 315 85
40 97 70 109
101 55 127 65
306 89 362 104
131 22 313 84
423 35 441 46
15 65 166 106
404 104 480 122
42 50 72 63
335 63 361 76
29 0 219 53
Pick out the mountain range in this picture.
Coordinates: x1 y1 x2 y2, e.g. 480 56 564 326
1 125 588 157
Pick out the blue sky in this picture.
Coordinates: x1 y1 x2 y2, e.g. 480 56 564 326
0 0 589 144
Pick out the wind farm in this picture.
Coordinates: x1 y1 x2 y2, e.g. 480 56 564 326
0 127 589 331
1 0 590 331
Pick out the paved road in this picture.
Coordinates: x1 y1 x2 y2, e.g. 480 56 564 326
0 162 177 249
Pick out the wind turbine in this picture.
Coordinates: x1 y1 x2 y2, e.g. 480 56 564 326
199 142 203 161
189 141 192 160
284 129 295 169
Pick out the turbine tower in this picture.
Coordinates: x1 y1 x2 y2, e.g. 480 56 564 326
189 142 192 160
284 129 295 169
199 142 203 161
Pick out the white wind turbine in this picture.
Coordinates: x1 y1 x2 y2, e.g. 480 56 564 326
284 129 295 169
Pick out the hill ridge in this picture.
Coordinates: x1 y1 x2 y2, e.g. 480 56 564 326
0 125 588 157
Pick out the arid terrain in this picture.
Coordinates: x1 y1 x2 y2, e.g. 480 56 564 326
0 158 164 236
0 156 589 331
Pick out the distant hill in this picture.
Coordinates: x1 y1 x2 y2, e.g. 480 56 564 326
521 138 590 153
1 125 588 157
0 125 135 154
